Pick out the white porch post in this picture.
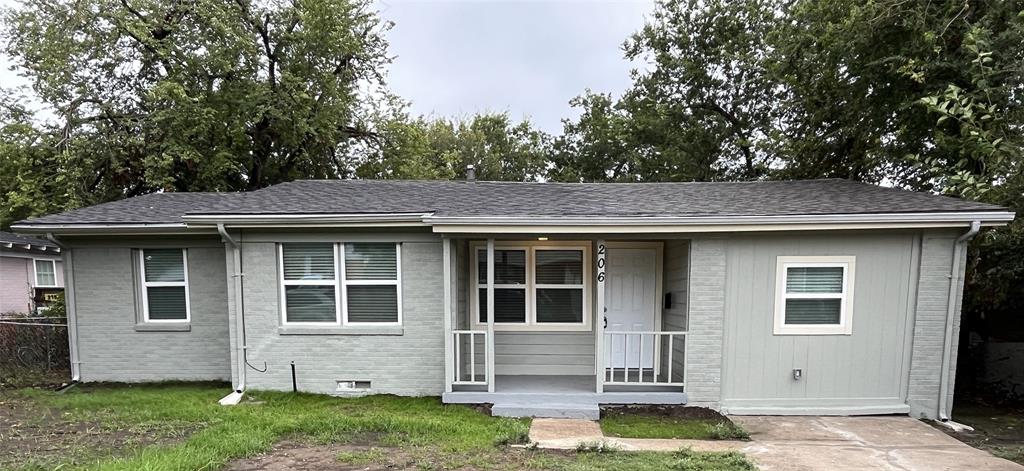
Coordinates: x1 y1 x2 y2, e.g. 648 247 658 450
442 237 454 393
595 239 606 394
486 238 496 392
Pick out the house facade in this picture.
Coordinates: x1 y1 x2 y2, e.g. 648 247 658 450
12 179 1014 420
0 231 64 313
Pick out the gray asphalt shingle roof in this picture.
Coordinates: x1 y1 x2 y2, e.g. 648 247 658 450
14 179 1006 226
0 231 58 248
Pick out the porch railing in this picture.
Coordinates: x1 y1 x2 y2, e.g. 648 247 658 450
602 331 687 387
452 329 488 385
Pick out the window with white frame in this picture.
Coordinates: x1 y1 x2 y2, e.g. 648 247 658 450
773 256 855 335
140 249 190 322
34 259 57 287
279 242 401 325
472 243 590 330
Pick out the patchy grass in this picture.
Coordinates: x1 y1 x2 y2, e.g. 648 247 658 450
601 407 749 440
934 401 1024 465
1 382 755 471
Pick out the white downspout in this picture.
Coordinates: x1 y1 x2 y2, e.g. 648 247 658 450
938 220 980 421
46 233 80 384
217 223 246 404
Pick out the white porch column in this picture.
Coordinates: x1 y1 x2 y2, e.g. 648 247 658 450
595 239 606 393
442 237 454 393
486 238 496 392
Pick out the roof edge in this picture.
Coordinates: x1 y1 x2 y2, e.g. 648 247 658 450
423 211 1016 226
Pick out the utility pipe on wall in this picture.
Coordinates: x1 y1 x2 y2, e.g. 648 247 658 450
938 220 981 421
218 223 247 394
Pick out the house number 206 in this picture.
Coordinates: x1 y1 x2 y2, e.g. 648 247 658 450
597 244 606 282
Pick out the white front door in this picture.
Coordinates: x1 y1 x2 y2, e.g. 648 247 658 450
604 248 657 369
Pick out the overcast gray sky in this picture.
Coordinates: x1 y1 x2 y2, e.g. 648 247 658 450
0 0 654 133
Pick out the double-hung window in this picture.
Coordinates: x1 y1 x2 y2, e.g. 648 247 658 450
140 249 190 322
773 256 855 335
473 242 590 331
34 259 57 287
280 242 401 326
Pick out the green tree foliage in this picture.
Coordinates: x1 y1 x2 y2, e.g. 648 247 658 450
0 0 393 227
356 112 550 181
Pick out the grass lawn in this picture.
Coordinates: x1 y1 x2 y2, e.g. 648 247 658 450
0 382 755 470
601 407 750 440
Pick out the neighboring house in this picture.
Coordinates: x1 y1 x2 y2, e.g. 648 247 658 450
0 231 64 313
11 179 1015 421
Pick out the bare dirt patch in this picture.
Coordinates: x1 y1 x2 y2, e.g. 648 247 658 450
0 391 194 469
229 441 379 471
600 404 728 420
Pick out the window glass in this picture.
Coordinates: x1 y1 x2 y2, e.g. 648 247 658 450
786 266 843 293
347 285 399 322
35 260 56 286
477 249 526 284
535 250 583 284
282 244 335 280
478 288 527 323
284 285 337 323
536 288 583 323
345 243 397 280
144 249 185 282
785 298 842 325
146 286 188 320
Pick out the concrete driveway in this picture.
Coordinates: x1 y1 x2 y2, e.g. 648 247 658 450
731 415 1023 471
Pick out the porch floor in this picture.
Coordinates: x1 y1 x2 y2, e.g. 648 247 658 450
442 375 687 419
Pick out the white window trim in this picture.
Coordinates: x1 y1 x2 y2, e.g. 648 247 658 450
279 242 402 327
139 248 191 323
341 243 403 326
32 259 58 288
773 255 855 335
470 241 591 332
279 244 341 326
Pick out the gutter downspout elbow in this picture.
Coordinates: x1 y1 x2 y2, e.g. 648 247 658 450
939 220 981 421
218 224 247 396
46 233 81 384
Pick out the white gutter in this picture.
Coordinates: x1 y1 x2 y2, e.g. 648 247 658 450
938 220 981 421
423 211 1015 226
45 233 81 383
217 223 246 405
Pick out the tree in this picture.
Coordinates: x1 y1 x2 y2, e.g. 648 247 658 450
0 0 393 219
551 0 781 182
355 112 550 181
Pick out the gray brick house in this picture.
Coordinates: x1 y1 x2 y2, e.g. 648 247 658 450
11 179 1014 420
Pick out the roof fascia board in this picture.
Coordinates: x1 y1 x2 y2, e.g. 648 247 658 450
430 221 1006 234
9 223 216 236
182 213 432 226
424 211 1015 226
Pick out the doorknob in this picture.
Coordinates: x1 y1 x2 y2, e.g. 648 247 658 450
603 316 608 329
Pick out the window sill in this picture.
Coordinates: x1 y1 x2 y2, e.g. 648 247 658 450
135 323 191 332
278 326 404 336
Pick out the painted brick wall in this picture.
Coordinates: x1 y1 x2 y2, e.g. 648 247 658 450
240 240 445 396
70 240 231 382
908 231 960 419
685 238 726 406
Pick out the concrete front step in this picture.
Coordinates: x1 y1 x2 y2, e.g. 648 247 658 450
492 403 601 420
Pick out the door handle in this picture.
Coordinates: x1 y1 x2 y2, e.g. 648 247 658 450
603 316 608 329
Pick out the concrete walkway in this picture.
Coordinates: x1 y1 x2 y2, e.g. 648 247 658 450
527 416 1024 470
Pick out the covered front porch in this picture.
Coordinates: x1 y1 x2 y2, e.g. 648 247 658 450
438 237 691 418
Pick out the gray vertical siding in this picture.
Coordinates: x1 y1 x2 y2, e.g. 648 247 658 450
239 238 445 396
686 238 726 406
718 231 922 415
68 237 230 382
662 239 689 383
